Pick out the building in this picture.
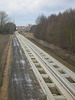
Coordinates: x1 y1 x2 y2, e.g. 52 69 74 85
16 24 32 32
25 24 32 31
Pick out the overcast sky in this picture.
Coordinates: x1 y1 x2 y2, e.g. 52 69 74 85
0 0 75 26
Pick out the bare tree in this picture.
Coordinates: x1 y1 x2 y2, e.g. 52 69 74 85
32 9 75 53
0 11 9 32
36 15 46 25
4 22 16 34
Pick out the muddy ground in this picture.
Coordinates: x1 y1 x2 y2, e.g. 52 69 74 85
8 35 44 100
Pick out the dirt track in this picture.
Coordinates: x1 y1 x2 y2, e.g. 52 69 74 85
8 36 44 100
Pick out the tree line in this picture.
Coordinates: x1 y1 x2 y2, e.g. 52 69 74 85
0 11 16 34
30 9 75 53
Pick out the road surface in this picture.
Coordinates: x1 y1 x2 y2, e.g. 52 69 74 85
8 36 44 100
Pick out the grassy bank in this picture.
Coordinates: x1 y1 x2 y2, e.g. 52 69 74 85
0 34 10 87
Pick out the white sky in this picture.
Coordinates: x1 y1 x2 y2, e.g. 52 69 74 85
0 0 75 26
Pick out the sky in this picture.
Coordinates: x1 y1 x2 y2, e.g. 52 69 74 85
0 0 75 26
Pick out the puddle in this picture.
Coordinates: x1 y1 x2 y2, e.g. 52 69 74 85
13 74 19 85
16 41 19 46
20 59 26 66
19 50 22 55
25 74 34 89
25 74 32 83
13 37 19 47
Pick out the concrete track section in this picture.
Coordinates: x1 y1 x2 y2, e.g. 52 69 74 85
8 35 44 100
16 32 75 100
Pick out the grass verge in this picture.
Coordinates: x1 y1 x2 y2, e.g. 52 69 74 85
0 34 10 87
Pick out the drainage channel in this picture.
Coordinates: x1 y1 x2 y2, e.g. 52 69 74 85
16 33 75 100
18 33 75 99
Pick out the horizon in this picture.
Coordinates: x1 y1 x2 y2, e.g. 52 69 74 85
0 0 75 26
